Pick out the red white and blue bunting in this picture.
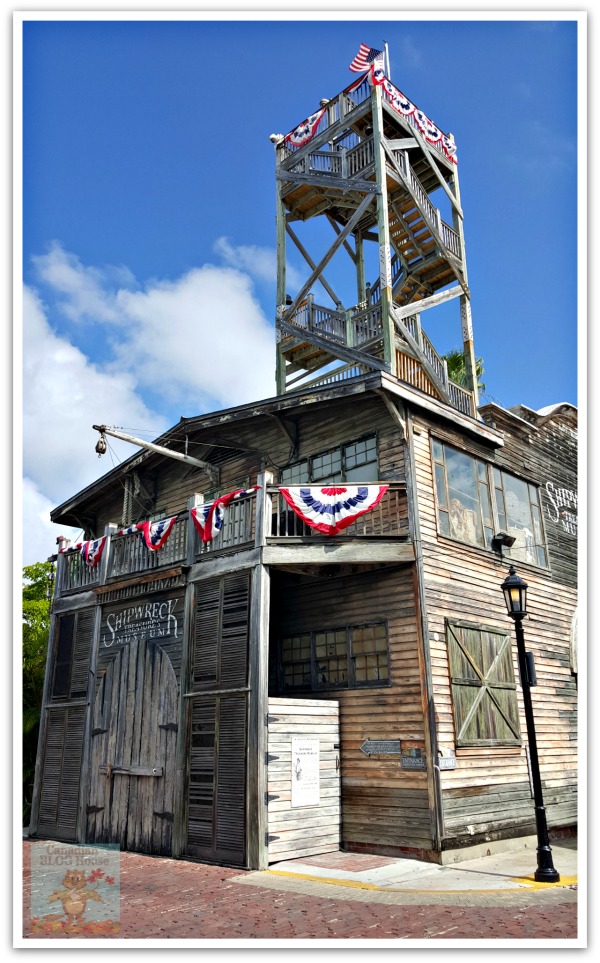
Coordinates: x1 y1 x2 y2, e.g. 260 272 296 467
191 486 261 543
284 106 327 149
117 516 178 552
279 485 389 535
380 79 457 164
60 536 107 569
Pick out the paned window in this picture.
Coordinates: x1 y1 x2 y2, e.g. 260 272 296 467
492 469 548 567
280 435 378 486
280 621 389 691
446 620 521 748
432 440 493 548
432 439 547 566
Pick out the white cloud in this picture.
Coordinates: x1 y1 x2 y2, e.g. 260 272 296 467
22 285 167 510
114 264 276 409
21 477 81 568
22 243 281 560
31 242 125 323
214 236 303 293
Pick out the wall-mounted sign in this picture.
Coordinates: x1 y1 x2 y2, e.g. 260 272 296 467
100 595 182 649
401 756 426 770
360 739 401 756
438 757 457 770
291 737 320 808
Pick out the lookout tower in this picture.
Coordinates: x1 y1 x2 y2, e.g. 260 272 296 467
272 66 479 417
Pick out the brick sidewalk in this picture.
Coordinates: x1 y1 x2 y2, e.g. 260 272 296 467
21 841 578 942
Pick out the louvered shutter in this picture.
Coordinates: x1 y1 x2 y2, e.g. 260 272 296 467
36 609 94 839
187 573 249 865
37 705 86 839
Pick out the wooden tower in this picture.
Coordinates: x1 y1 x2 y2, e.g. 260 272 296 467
273 70 479 417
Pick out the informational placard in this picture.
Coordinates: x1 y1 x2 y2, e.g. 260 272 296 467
291 737 320 808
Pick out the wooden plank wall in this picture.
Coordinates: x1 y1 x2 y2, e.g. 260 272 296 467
269 567 433 856
88 393 408 536
410 409 578 846
266 697 340 862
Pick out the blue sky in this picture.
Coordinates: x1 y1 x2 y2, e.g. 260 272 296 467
18 12 583 564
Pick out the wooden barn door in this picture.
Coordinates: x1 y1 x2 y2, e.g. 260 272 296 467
185 572 250 866
86 638 178 856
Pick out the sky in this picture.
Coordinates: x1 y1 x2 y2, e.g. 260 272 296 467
16 9 584 566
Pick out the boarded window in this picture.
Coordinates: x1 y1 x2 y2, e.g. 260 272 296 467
446 620 521 748
280 621 389 691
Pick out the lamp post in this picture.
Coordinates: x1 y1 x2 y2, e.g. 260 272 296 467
501 565 560 883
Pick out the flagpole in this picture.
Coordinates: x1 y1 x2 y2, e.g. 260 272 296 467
383 40 391 80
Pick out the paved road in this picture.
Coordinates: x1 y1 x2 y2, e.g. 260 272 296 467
21 839 579 944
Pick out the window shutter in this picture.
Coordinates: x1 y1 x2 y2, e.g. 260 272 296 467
37 705 86 839
447 621 521 747
193 573 249 690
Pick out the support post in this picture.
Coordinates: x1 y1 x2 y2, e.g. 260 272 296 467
247 471 273 869
275 143 287 395
371 83 396 375
450 163 479 409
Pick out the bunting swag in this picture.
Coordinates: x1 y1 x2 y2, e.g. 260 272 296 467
284 106 327 149
60 536 107 569
190 487 261 543
380 79 457 164
279 485 389 535
117 516 178 551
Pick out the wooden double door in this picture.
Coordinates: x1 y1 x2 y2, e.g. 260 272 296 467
86 637 178 855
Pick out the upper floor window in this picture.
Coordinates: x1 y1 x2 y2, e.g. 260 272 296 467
432 439 547 567
280 621 390 692
280 435 378 485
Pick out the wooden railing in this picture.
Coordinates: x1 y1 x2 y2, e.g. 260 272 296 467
286 296 346 342
396 348 475 416
280 76 372 160
193 496 256 559
268 484 408 539
54 482 413 597
108 516 188 579
351 303 383 345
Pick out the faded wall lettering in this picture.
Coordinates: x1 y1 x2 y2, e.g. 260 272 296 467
544 481 577 536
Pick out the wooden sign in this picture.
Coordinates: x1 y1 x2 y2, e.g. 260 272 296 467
291 737 320 807
100 594 183 649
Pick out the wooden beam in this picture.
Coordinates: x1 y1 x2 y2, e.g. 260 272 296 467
375 388 406 438
393 284 463 320
281 193 376 326
263 540 415 566
286 223 343 307
279 170 378 195
278 318 386 373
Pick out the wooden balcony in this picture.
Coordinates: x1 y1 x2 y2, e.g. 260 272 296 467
280 295 476 417
54 483 412 597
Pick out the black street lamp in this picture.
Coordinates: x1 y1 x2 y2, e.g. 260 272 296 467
501 565 560 883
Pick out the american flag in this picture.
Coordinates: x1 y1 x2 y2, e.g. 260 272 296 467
349 43 384 73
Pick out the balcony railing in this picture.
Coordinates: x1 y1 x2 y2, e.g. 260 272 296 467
268 483 408 539
53 481 410 597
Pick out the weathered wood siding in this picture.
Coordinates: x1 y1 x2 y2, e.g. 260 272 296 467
89 393 407 536
266 697 340 862
410 407 578 846
270 567 433 856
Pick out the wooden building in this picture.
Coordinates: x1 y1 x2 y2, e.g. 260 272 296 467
30 67 578 869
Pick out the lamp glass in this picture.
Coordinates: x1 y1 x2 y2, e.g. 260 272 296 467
501 566 528 617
